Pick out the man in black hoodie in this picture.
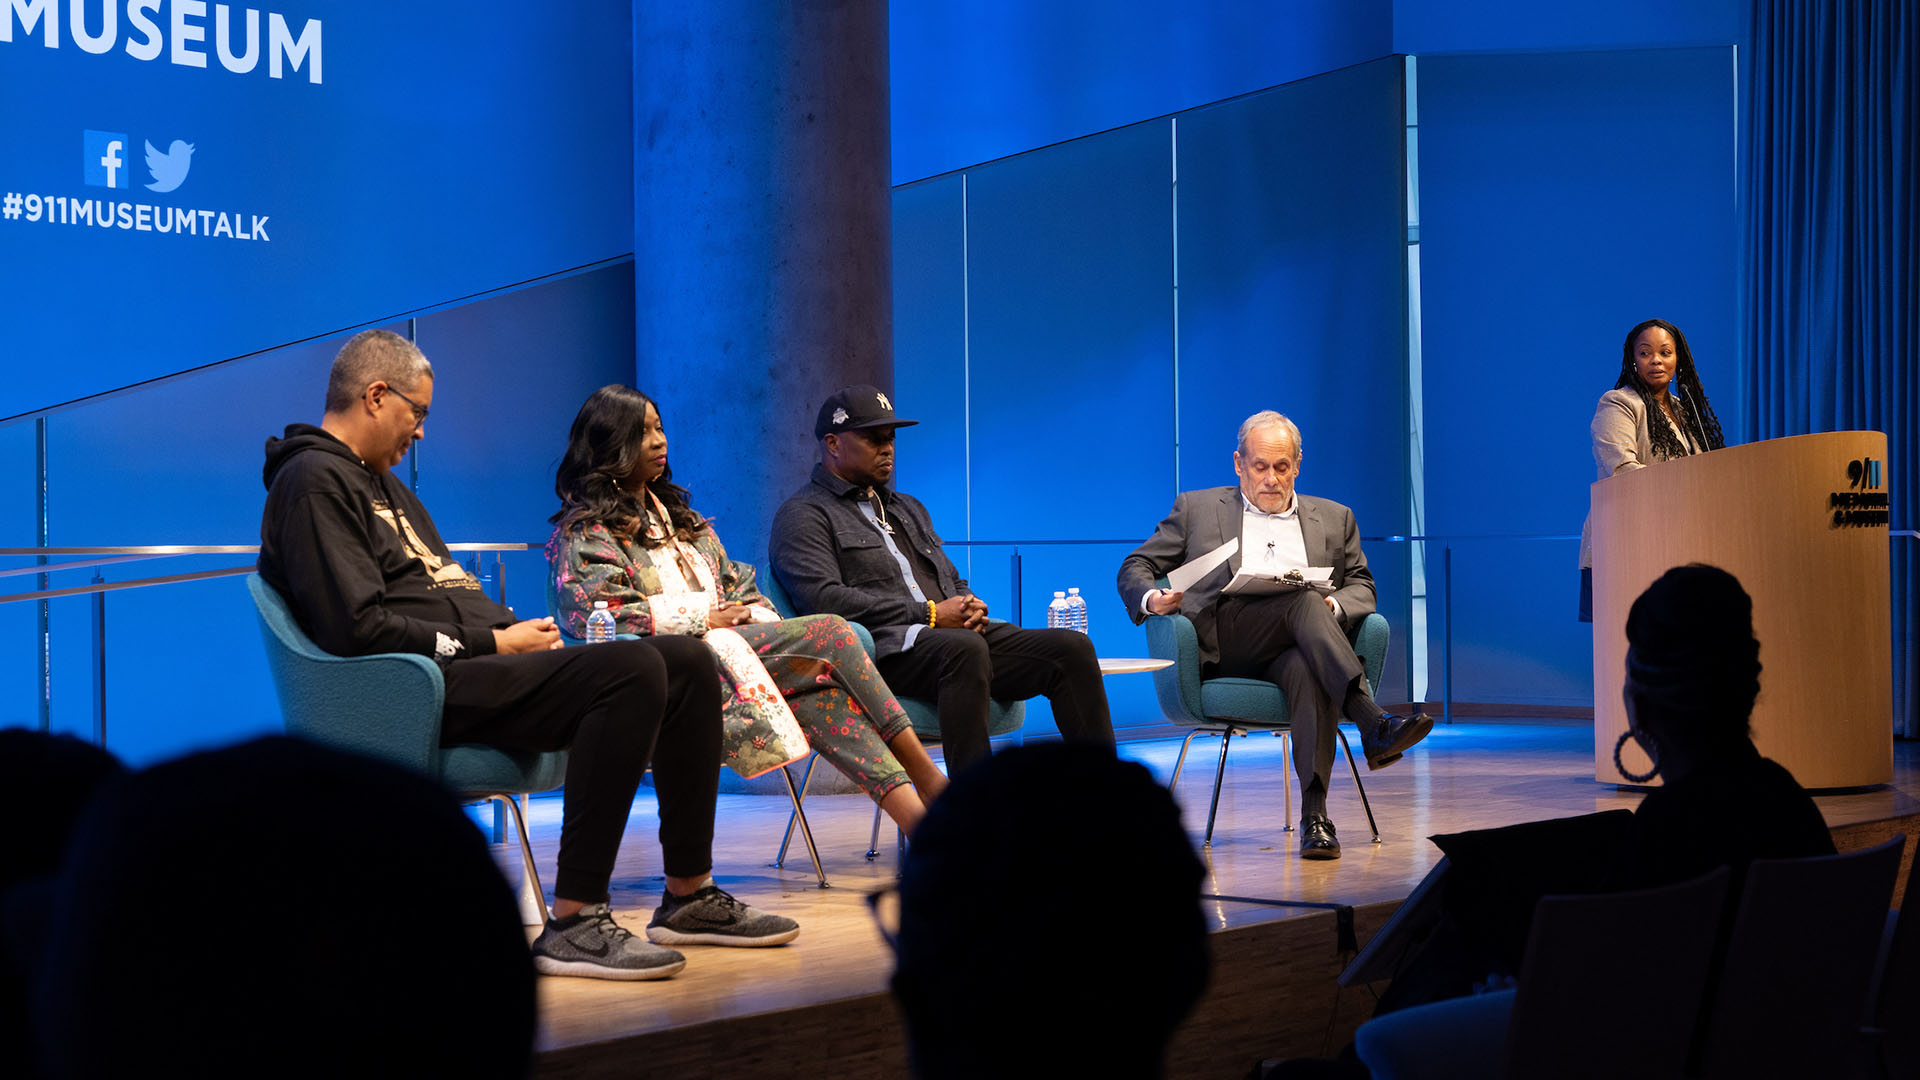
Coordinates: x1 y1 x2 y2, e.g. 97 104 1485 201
259 329 798 981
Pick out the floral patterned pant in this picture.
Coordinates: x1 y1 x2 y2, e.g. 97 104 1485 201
732 614 915 802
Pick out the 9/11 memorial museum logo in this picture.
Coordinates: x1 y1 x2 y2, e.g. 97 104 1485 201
1830 457 1890 528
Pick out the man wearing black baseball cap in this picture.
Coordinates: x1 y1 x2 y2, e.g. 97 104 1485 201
769 385 1115 770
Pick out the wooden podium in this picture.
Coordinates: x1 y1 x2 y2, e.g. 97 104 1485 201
1591 431 1893 788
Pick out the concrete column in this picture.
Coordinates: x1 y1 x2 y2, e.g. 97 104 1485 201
634 1 891 562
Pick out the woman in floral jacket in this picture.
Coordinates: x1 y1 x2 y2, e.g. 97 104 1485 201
546 385 947 836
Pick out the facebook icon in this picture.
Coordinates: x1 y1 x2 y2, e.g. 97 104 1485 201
84 130 130 189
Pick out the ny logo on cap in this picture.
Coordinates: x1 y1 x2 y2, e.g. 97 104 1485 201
876 392 892 411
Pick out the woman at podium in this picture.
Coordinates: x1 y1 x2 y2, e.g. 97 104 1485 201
1577 318 1729 620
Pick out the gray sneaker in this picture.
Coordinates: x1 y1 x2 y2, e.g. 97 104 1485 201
646 884 801 947
531 903 686 980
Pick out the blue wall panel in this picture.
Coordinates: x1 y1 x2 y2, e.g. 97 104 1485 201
890 0 1393 183
1418 47 1737 706
1427 539 1591 707
964 118 1175 545
1174 57 1408 517
891 175 971 572
1394 0 1743 54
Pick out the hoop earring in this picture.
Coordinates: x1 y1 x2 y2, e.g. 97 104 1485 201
1613 729 1659 784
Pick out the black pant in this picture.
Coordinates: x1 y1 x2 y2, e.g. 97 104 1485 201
876 622 1114 771
440 637 721 904
1210 590 1369 794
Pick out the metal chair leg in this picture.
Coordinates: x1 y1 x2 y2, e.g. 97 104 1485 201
1336 727 1381 843
1203 727 1239 848
864 803 908 864
772 753 819 868
1278 730 1294 831
1168 728 1205 794
490 792 548 927
489 798 508 844
779 764 830 888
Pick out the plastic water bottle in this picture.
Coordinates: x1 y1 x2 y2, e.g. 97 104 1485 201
1046 590 1070 630
585 600 616 643
1066 587 1089 634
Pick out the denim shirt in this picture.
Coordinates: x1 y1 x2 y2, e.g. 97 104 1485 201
768 464 967 658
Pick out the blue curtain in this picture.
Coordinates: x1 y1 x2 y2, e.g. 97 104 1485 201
1743 0 1918 735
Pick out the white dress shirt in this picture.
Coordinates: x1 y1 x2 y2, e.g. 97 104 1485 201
1238 493 1309 575
1143 493 1341 619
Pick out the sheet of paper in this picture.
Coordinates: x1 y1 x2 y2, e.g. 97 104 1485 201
1219 565 1336 596
1167 538 1238 594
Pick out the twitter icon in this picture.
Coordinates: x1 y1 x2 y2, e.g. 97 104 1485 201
145 139 195 193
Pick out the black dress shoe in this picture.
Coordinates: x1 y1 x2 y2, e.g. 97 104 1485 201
1300 817 1341 859
1362 711 1434 770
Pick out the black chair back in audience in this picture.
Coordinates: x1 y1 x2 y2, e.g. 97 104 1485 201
1864 847 1920 1080
1504 866 1731 1080
1696 835 1904 1080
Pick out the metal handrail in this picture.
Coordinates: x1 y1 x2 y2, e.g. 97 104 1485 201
943 539 1138 546
4 566 258 604
943 533 1584 544
0 544 533 552
0 553 240 580
0 542 534 598
0 545 265 555
10 542 536 746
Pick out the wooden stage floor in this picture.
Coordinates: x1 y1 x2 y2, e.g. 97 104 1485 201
510 720 1920 1078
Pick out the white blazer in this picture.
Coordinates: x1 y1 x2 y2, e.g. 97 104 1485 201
1578 387 1701 569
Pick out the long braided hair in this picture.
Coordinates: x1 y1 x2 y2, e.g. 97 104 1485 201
1614 318 1726 459
551 385 708 545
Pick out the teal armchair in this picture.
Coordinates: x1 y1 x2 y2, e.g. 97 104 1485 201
1143 575 1389 847
249 573 565 923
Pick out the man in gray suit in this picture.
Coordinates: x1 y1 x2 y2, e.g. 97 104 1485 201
1117 410 1432 859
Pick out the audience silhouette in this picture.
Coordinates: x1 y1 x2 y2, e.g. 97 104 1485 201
1347 565 1839 1080
890 742 1209 1080
28 736 534 1079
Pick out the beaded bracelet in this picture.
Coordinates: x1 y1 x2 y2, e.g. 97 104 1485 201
927 600 937 627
